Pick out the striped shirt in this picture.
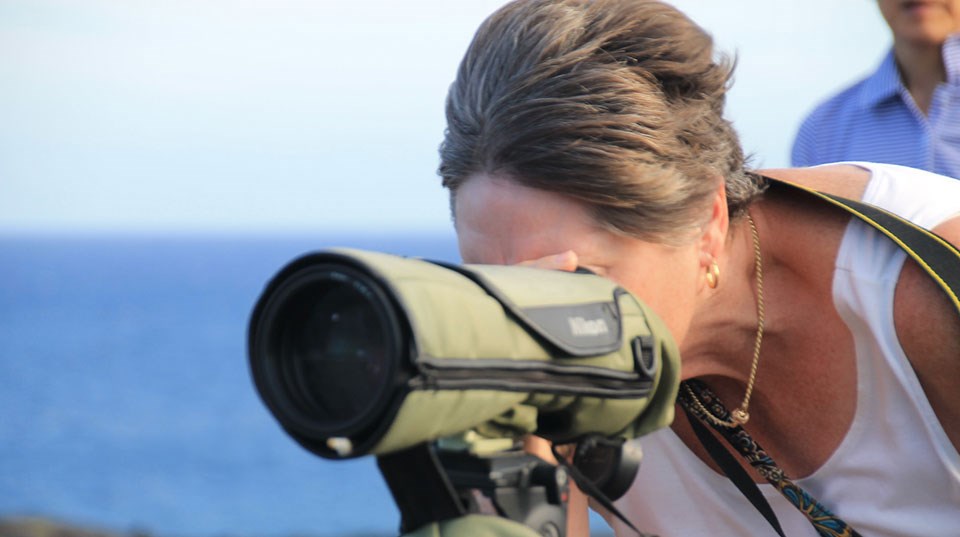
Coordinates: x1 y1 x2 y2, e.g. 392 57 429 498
791 34 960 179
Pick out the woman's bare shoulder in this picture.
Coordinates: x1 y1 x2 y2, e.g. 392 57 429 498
758 165 872 201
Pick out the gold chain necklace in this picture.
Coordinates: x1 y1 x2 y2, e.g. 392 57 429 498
683 214 764 428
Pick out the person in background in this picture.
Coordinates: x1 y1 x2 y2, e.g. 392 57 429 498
791 0 960 178
440 0 960 535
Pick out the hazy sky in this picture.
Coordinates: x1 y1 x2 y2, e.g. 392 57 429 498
0 0 890 235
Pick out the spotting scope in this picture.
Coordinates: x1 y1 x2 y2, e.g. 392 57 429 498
248 248 679 459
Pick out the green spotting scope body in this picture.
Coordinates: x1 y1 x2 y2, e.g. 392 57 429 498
247 248 680 460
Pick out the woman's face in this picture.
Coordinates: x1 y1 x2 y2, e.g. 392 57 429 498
454 173 707 346
878 0 960 46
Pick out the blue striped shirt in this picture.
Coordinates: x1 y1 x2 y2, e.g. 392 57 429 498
791 34 960 179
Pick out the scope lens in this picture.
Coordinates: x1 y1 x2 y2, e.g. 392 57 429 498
254 263 404 441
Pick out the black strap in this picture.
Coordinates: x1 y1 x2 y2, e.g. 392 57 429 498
681 404 786 537
550 444 658 537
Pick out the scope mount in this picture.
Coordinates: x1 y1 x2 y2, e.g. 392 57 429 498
377 442 569 536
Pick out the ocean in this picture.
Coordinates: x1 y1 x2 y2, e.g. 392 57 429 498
0 234 617 537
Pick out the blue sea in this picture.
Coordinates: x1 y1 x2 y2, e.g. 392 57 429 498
0 233 465 537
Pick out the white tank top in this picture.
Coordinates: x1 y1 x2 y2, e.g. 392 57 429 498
608 163 960 537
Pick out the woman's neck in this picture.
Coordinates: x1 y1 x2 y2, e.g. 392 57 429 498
678 187 849 394
680 214 766 382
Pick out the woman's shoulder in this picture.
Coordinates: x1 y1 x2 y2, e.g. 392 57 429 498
749 165 865 277
758 164 872 201
760 163 960 227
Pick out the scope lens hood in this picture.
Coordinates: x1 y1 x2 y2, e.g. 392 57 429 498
248 255 409 457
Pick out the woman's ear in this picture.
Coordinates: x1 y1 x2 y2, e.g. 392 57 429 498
699 179 729 269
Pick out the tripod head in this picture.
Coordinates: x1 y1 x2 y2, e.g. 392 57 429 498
380 443 567 536
378 432 649 537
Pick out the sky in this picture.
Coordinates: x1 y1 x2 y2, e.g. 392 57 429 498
0 0 891 235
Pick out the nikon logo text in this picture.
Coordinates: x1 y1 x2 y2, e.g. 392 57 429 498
568 316 609 337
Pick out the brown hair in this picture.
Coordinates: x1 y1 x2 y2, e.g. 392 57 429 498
439 0 765 243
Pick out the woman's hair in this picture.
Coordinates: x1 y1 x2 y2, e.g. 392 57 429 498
439 0 765 243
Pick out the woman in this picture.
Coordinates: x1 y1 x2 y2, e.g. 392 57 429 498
438 0 960 535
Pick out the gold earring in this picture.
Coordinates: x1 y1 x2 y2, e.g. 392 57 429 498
705 260 720 289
